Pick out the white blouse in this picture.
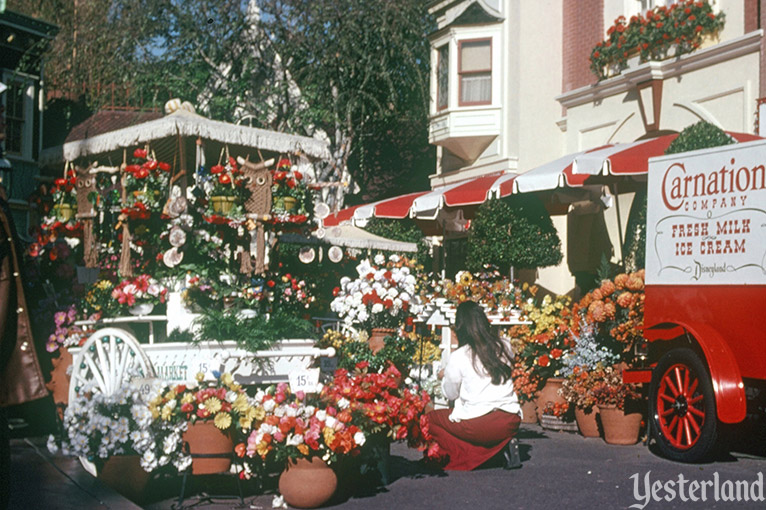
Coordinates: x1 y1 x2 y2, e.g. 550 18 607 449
441 344 521 422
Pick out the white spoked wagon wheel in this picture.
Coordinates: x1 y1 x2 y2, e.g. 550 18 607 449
68 327 156 476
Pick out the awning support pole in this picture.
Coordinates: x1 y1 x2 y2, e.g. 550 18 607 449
612 183 625 269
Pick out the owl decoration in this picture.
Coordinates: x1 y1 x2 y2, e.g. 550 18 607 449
240 158 274 274
75 164 99 267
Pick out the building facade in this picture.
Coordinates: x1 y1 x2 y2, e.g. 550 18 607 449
427 0 763 294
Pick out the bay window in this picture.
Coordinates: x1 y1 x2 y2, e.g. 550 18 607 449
458 38 491 105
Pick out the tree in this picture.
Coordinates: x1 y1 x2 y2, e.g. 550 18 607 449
466 196 563 273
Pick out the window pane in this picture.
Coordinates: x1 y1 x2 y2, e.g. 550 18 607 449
460 73 491 103
460 40 491 72
437 45 449 109
5 82 25 154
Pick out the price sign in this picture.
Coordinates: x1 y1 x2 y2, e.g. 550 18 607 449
319 356 338 374
288 368 320 393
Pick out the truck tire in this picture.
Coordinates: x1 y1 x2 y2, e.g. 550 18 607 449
649 348 718 462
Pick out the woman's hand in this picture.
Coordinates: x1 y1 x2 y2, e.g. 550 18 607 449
437 368 445 380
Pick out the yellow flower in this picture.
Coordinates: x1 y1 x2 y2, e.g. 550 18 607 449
149 406 160 420
323 427 335 446
214 412 232 430
205 397 222 414
232 394 250 414
252 406 266 421
297 444 309 456
161 406 173 421
181 393 194 404
196 371 205 382
220 373 234 387
256 441 270 459
164 390 176 401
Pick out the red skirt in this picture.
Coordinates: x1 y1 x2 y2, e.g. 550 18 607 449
426 409 520 471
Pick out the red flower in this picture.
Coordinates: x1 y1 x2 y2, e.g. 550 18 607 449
133 148 147 159
218 173 232 184
294 171 303 181
158 161 171 172
287 179 297 189
267 280 275 288
144 159 158 171
538 355 550 367
332 286 340 297
211 165 225 175
135 167 150 179
550 348 563 360
277 158 291 169
54 178 66 187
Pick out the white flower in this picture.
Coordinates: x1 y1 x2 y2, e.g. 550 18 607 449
315 410 327 421
372 303 384 314
337 398 350 410
353 431 366 447
286 434 304 446
374 253 385 265
325 416 337 428
263 399 276 412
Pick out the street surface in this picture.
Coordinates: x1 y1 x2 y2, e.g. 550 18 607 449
9 423 765 510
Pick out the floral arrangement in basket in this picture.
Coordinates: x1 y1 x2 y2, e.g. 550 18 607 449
572 270 645 363
204 155 249 219
590 1 725 79
50 167 79 223
331 254 420 331
111 274 167 311
123 147 172 218
242 382 367 467
270 158 312 224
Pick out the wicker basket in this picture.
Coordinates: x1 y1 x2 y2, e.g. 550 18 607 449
540 414 578 432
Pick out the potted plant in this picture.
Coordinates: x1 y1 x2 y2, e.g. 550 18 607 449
111 274 168 316
123 147 172 214
147 372 254 475
48 379 164 502
590 365 643 445
330 254 421 353
271 158 308 211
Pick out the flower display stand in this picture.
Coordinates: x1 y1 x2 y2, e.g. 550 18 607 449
599 406 642 445
279 457 338 509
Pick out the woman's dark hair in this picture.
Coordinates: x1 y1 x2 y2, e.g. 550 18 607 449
454 301 514 385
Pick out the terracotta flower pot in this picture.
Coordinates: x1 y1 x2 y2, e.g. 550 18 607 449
599 405 642 445
46 348 73 409
369 327 396 355
536 378 567 421
183 421 233 474
520 400 538 424
279 457 338 509
98 455 151 504
574 406 600 438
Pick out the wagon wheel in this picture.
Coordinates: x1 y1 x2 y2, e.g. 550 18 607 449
69 327 156 476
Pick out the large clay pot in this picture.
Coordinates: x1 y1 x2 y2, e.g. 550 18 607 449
46 349 73 409
368 328 396 354
183 421 234 474
599 405 642 445
574 406 600 438
279 457 338 509
520 400 538 424
536 378 567 421
98 455 151 503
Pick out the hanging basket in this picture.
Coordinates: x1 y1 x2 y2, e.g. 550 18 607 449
53 204 76 222
211 196 237 215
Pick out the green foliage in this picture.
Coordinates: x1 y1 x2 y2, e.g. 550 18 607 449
337 335 416 375
165 328 195 344
664 121 735 155
363 217 432 269
466 195 563 273
622 189 647 272
192 309 316 353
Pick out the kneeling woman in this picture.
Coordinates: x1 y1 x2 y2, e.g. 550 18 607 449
427 301 521 470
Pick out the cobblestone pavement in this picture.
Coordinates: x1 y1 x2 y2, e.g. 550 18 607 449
9 423 766 510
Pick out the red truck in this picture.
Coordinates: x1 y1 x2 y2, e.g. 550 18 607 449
631 139 766 462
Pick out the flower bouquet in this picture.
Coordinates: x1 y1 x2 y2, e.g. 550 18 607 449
111 274 168 315
330 254 420 331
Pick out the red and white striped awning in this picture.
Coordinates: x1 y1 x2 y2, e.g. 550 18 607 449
324 131 761 226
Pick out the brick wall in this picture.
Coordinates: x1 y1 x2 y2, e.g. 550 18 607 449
745 0 758 33
562 0 604 97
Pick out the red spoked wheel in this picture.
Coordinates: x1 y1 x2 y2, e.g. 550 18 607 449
649 348 718 462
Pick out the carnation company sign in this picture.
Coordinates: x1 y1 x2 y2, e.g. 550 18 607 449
646 140 766 285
